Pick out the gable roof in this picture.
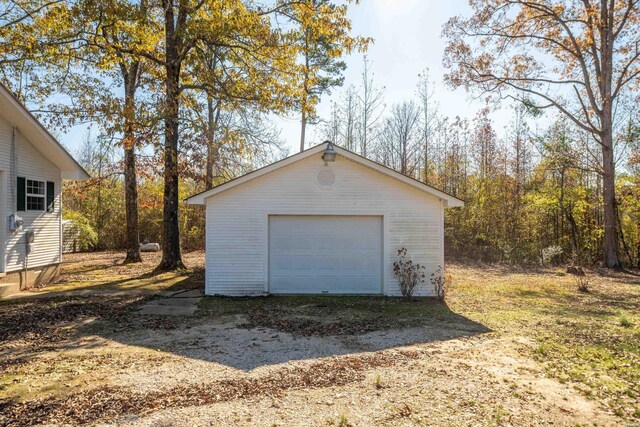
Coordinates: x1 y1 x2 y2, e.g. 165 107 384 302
185 142 464 207
0 83 90 180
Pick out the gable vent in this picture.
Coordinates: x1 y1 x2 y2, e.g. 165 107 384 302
317 169 336 187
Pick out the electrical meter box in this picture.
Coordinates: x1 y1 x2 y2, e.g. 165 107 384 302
8 214 23 231
25 229 35 254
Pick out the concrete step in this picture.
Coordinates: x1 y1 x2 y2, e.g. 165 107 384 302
0 282 21 298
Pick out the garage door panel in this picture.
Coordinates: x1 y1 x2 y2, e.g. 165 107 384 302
269 274 381 294
272 236 380 254
269 215 383 294
270 253 380 270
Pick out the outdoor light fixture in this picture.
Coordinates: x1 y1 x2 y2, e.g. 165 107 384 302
322 141 337 165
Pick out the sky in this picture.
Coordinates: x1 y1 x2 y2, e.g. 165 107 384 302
275 0 514 153
59 0 513 156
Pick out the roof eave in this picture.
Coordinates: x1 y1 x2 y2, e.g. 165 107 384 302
0 83 90 181
444 199 465 208
184 142 465 207
62 170 91 180
185 144 327 204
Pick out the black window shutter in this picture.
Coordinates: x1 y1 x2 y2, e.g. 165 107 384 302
17 177 25 211
46 181 55 213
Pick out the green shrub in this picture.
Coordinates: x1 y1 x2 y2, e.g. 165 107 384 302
535 342 549 356
63 211 98 252
619 314 632 328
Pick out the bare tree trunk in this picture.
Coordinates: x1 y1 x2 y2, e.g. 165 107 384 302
636 222 640 268
299 109 307 152
598 1 620 269
123 142 141 263
300 45 310 153
158 0 184 271
122 65 142 264
96 154 104 249
205 97 221 190
601 138 620 268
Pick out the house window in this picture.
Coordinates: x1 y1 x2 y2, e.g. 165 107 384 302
26 179 45 211
17 178 55 212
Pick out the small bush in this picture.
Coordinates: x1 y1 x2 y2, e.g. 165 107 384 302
338 414 351 427
63 211 98 252
567 257 593 293
374 374 384 389
392 247 425 298
575 275 590 293
430 266 447 301
568 266 590 293
619 314 632 328
541 245 563 265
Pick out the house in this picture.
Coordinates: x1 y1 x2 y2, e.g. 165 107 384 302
186 142 463 296
0 83 89 296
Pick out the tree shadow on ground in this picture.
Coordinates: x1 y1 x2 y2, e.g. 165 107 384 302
1 295 491 382
2 254 490 373
18 266 205 297
79 295 492 371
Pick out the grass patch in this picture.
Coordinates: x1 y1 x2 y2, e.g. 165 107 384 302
619 314 632 328
447 265 640 420
39 251 205 293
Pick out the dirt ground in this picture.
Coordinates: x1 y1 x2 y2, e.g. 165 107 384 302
1 251 638 426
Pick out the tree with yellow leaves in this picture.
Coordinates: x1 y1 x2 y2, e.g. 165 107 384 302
106 0 309 270
1 0 372 270
284 0 370 151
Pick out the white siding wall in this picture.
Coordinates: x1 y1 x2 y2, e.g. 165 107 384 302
0 114 62 273
206 154 444 296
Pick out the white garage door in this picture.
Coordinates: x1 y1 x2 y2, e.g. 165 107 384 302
268 215 383 294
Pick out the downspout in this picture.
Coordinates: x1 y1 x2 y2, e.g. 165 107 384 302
11 128 28 287
10 127 16 214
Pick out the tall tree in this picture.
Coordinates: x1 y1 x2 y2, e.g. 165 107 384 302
378 101 421 176
121 0 301 270
357 55 384 157
322 100 341 144
1 0 158 263
339 85 358 151
416 68 439 184
443 0 640 268
187 37 289 190
82 0 157 263
289 0 369 151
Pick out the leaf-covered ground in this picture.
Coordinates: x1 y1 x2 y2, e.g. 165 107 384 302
0 252 638 425
37 250 205 293
447 264 640 419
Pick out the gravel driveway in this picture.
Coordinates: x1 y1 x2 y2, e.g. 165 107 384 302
109 317 615 426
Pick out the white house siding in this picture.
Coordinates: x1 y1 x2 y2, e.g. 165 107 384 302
205 154 444 296
0 113 62 273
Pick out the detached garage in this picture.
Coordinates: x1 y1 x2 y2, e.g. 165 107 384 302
186 142 463 296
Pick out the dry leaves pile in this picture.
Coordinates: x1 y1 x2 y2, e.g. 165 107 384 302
0 295 177 379
0 349 422 426
244 307 397 336
0 296 147 346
